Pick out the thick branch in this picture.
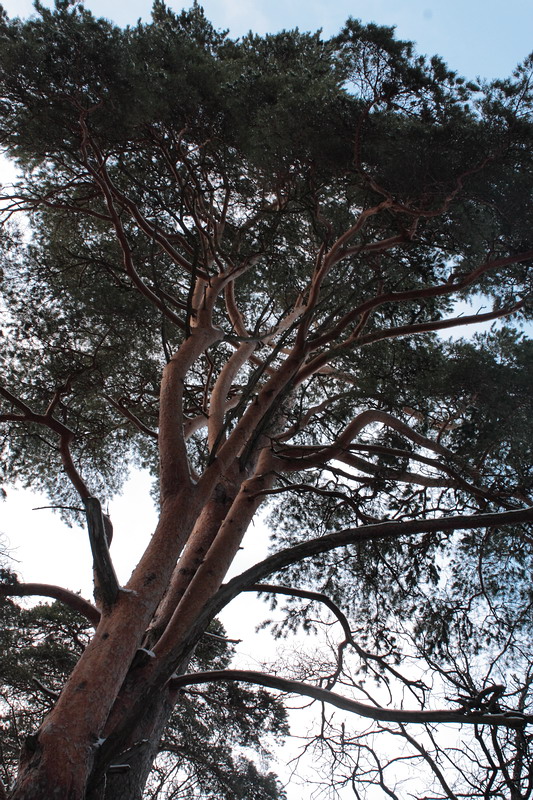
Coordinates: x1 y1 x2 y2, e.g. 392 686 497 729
0 582 100 626
227 507 533 595
208 341 256 452
170 669 531 728
165 507 533 673
154 449 275 659
159 325 223 500
84 497 120 610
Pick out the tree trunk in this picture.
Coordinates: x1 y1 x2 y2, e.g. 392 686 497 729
91 685 178 800
7 489 207 800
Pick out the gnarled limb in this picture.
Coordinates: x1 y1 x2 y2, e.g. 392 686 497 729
84 497 120 611
170 669 532 729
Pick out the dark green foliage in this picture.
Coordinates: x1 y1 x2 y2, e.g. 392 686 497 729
0 1 530 510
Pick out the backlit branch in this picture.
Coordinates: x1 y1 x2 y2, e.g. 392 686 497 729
81 119 202 279
0 385 90 500
170 669 532 729
299 248 532 380
356 298 527 347
249 583 424 692
0 582 100 627
82 159 187 331
166 507 533 672
275 409 462 473
105 396 158 440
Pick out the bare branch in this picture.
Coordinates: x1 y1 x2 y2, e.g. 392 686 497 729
170 669 532 728
105 396 158 440
356 298 527 348
275 409 462 473
84 497 120 611
0 385 91 500
0 582 100 627
31 678 60 701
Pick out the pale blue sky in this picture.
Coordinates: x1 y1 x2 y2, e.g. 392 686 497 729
1 0 532 81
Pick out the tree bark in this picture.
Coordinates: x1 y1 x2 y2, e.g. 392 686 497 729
7 487 207 800
90 684 179 800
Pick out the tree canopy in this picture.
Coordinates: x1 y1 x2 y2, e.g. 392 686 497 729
0 2 532 798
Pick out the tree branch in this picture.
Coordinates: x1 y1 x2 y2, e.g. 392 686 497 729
170 669 532 728
0 384 91 500
275 409 462 473
0 582 100 626
105 396 158 440
84 497 120 610
355 298 527 348
165 507 533 674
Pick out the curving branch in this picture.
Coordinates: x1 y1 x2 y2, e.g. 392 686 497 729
170 669 532 729
297 296 528 386
0 582 100 627
228 507 533 595
274 408 464 474
333 448 514 506
165 506 533 674
159 325 224 500
207 341 257 452
355 298 527 348
0 385 90 500
307 248 533 356
251 583 354 641
88 173 186 331
80 118 202 279
250 583 432 692
296 198 399 349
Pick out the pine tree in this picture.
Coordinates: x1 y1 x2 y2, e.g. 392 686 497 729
0 2 532 797
0 571 287 799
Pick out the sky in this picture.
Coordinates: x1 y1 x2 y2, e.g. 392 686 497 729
0 0 532 82
0 0 532 796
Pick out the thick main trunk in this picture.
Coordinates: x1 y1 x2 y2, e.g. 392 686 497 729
7 489 206 800
89 684 178 800
9 373 286 798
